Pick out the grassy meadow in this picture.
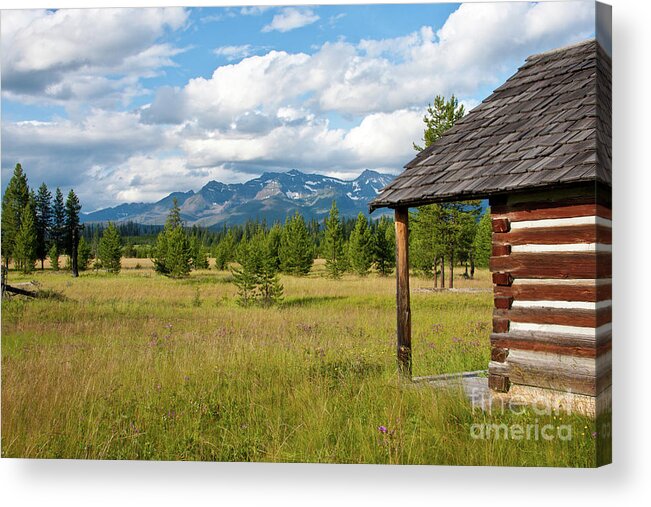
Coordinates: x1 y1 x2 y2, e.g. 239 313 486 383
1 259 597 465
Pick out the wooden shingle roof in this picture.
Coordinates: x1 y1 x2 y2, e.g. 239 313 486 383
369 39 611 212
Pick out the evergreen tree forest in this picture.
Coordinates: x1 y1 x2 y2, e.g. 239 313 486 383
1 163 87 276
1 162 492 287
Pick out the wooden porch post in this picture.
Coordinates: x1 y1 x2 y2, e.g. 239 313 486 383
395 207 411 378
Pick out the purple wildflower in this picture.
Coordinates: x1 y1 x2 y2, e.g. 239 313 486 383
378 425 388 434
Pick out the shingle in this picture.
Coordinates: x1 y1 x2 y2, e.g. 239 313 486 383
369 39 611 212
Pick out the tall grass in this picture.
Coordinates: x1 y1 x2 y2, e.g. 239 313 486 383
1 262 596 465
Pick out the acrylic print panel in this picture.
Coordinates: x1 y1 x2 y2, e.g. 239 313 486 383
0 1 611 466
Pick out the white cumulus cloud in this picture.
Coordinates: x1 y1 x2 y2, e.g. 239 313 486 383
1 8 189 108
262 7 320 33
1 110 169 208
2 2 597 210
145 2 593 129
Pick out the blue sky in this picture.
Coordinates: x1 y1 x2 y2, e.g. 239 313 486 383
1 2 595 210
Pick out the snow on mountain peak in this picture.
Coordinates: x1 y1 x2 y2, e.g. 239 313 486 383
83 168 396 227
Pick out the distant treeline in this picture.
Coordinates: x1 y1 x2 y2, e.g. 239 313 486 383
82 222 163 258
81 214 383 260
80 198 493 287
82 221 164 241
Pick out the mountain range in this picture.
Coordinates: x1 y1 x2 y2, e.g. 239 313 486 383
82 169 396 228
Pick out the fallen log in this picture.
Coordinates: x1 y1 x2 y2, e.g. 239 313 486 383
3 284 38 298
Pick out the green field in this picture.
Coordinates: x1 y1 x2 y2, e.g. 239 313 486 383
1 260 597 465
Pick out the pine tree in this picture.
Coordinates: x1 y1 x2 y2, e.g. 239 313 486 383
65 189 82 277
279 212 313 276
168 226 192 277
232 237 258 306
49 243 60 271
214 230 236 271
190 235 209 270
322 201 345 279
152 199 192 278
373 215 395 276
254 230 283 306
34 183 52 270
473 209 492 269
152 227 169 274
410 95 470 287
413 95 465 152
266 223 283 271
412 205 442 282
77 236 92 271
348 212 373 276
13 201 37 274
51 188 66 252
455 201 482 279
165 199 183 229
257 254 284 306
232 231 283 307
1 163 30 270
98 222 122 274
340 240 351 273
430 201 481 288
90 226 101 261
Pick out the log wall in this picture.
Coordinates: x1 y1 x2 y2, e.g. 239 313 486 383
488 187 612 397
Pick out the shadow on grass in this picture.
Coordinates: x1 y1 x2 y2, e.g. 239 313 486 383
281 295 346 308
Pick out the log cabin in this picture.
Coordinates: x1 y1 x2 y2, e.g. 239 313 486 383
369 39 611 416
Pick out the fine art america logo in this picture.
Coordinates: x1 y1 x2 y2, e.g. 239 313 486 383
468 388 576 441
